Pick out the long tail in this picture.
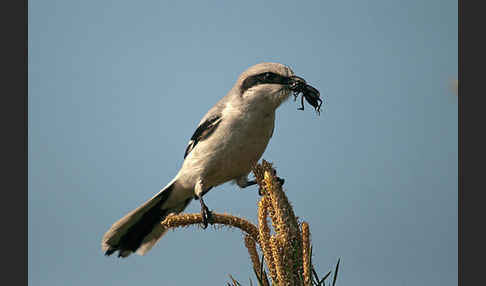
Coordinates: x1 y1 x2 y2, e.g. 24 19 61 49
101 180 190 258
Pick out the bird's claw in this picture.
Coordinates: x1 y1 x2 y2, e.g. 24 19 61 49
199 197 212 229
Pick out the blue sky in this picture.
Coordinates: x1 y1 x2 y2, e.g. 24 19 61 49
29 1 457 285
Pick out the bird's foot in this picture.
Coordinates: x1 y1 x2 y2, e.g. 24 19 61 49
199 196 212 229
271 169 285 187
276 177 285 186
244 180 257 188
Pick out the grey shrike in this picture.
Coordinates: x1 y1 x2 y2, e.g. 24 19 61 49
101 62 321 258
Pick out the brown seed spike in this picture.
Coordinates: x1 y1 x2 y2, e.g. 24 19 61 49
258 197 278 285
270 235 291 286
244 235 269 286
160 212 259 243
302 222 312 286
263 168 303 284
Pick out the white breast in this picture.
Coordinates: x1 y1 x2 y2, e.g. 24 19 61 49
177 101 275 190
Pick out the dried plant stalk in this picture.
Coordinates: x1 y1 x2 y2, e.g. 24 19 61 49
258 197 278 284
302 222 311 286
270 235 292 286
161 212 259 243
244 235 269 286
254 162 280 238
263 168 303 283
161 160 327 286
265 198 280 235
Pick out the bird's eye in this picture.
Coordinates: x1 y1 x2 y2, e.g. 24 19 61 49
262 72 274 81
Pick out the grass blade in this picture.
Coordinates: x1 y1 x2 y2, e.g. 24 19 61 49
332 258 340 286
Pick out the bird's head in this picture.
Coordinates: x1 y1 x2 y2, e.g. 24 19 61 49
234 62 322 114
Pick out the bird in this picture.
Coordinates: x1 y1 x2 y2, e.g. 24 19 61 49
101 62 320 258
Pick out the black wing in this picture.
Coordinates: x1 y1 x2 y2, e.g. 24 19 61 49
183 115 222 159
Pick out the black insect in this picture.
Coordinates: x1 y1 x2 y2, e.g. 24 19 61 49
288 76 323 115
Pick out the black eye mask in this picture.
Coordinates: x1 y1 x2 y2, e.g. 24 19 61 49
241 73 323 115
240 72 290 94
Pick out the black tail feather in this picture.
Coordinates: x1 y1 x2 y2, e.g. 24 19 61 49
105 185 174 257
